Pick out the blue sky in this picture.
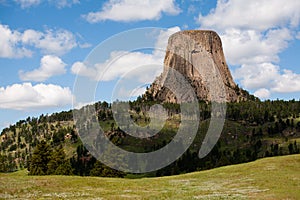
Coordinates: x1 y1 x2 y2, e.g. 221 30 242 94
0 0 300 130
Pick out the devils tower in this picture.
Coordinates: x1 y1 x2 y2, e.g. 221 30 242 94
145 30 248 103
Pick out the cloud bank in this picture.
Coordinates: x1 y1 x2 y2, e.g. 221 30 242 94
0 83 73 110
198 0 300 99
71 27 180 83
84 0 181 23
0 23 78 58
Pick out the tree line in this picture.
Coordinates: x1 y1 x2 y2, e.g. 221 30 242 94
0 99 299 177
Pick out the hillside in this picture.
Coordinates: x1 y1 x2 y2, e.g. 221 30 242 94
1 29 300 176
0 100 300 176
0 154 299 199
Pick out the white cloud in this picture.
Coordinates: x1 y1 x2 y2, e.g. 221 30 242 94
198 0 300 31
72 27 180 102
99 51 162 82
14 0 40 8
254 88 271 99
79 42 92 48
0 24 32 58
71 61 96 78
22 28 77 55
221 28 292 65
83 0 181 23
19 55 66 81
49 0 79 8
0 83 73 110
72 27 180 83
154 26 180 56
233 63 279 90
14 0 79 8
233 63 300 95
0 23 78 58
72 51 163 82
271 70 300 93
197 0 300 98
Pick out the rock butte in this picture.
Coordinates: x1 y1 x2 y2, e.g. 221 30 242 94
145 30 248 103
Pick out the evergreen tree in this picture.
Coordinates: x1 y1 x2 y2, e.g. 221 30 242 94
90 160 125 177
55 160 73 175
47 145 66 175
0 154 8 172
29 140 52 175
288 143 294 154
90 161 104 176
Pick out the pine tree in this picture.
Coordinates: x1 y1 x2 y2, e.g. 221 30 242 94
90 161 103 176
47 145 66 175
0 154 8 172
55 160 73 175
90 160 125 177
29 140 52 175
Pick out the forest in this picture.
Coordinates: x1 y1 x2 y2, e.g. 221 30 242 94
0 99 300 177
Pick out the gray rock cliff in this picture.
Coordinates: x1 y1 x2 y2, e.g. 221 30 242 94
145 30 247 103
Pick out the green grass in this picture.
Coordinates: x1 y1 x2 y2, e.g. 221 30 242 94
1 154 299 199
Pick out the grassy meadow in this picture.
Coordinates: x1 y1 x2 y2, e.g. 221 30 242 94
0 154 299 200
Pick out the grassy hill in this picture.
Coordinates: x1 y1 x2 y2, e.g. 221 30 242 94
0 154 299 199
0 100 300 177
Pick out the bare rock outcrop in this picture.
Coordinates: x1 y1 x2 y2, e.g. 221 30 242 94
145 30 247 103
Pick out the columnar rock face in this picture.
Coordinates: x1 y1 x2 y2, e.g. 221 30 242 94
145 30 247 103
